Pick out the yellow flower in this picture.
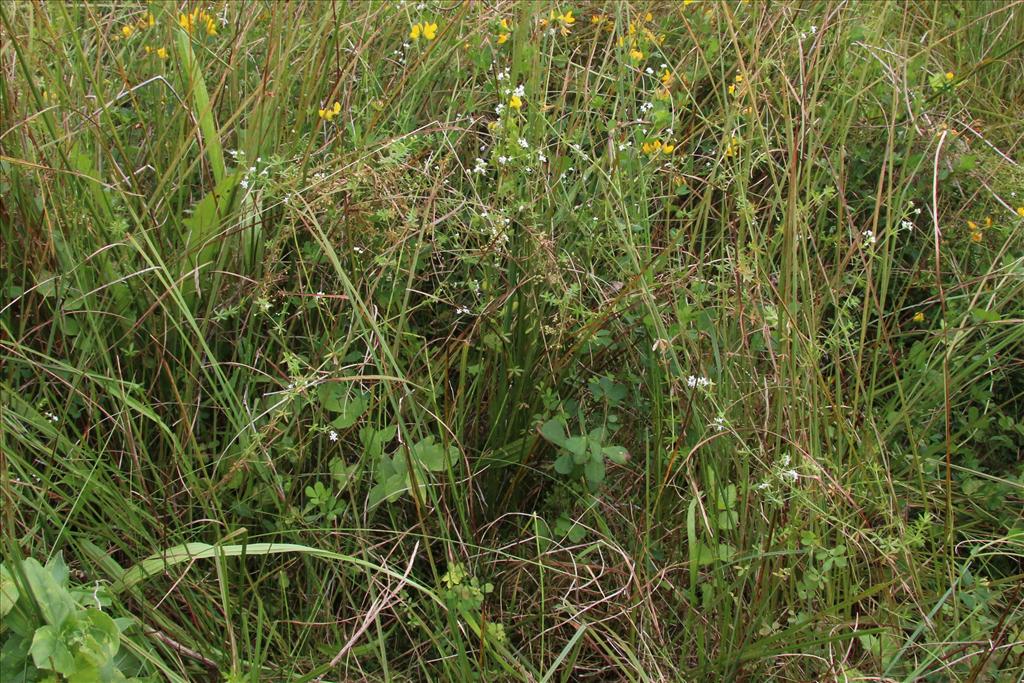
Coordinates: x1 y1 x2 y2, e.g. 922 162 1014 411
498 33 509 44
509 95 523 110
660 69 673 85
983 216 992 227
630 49 644 61
591 14 605 25
662 143 675 154
728 84 736 95
945 71 954 81
967 220 978 230
410 23 422 40
121 24 135 38
318 101 341 121
684 0 696 5
500 18 511 31
180 8 217 36
970 230 983 243
423 22 438 40
144 12 155 27
1016 206 1024 217
644 12 654 22
912 311 925 323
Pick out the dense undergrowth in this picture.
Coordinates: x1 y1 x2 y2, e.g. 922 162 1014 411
2 1 1023 680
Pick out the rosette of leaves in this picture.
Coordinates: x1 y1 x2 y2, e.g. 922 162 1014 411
539 418 629 491
1 556 154 682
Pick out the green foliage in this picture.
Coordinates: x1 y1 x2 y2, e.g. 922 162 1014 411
1 557 154 683
2 1 1023 680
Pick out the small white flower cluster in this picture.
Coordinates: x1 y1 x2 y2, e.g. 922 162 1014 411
455 305 471 315
495 66 511 81
710 416 727 432
239 157 269 191
44 411 59 423
518 137 529 149
687 375 714 389
513 83 525 98
862 229 877 245
329 430 339 442
472 157 487 174
757 453 800 492
640 101 654 114
799 24 818 42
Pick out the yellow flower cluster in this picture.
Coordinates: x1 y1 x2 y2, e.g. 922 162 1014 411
118 11 155 39
541 9 575 36
318 101 341 121
497 18 511 45
410 22 438 40
179 8 218 36
641 140 675 156
967 216 992 243
728 73 744 96
144 45 169 59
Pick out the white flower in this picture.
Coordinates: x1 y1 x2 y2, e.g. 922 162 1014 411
497 155 508 165
862 229 877 245
711 416 727 431
329 430 339 442
538 152 547 163
472 157 487 174
513 83 525 97
518 137 529 149
495 103 506 115
901 220 914 231
686 375 713 389
640 102 654 113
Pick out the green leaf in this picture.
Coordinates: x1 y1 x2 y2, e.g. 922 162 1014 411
584 457 605 486
66 609 120 668
970 308 1000 323
539 418 567 446
329 391 369 429
22 557 76 627
409 436 454 472
553 453 574 475
0 565 19 618
368 473 408 508
565 436 588 463
602 446 629 465
31 624 75 675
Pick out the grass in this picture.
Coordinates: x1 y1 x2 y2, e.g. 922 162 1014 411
2 1 1023 680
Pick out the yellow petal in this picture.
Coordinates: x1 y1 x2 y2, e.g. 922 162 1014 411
498 33 509 44
423 22 438 40
410 23 421 40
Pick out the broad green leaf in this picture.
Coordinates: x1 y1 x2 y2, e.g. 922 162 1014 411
21 558 76 627
539 418 567 446
564 436 588 461
329 392 369 429
602 446 629 465
584 458 605 486
553 453 574 474
409 437 455 472
0 565 19 618
31 624 75 675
